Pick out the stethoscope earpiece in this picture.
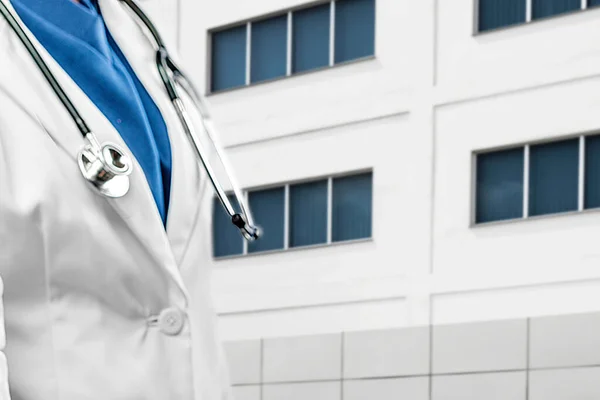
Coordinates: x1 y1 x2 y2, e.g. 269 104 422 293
77 133 132 198
232 214 261 241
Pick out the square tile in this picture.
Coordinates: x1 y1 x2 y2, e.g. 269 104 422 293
224 340 262 385
263 333 342 383
433 319 527 373
344 377 428 400
344 327 429 379
232 386 261 400
530 312 600 368
263 382 340 400
529 367 600 400
432 372 526 400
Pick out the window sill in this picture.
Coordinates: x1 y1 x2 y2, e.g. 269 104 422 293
213 236 374 262
207 55 377 97
471 206 600 229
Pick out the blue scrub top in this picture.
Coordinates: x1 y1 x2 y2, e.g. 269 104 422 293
11 0 172 226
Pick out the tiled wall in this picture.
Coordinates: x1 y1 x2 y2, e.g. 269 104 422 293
224 311 600 400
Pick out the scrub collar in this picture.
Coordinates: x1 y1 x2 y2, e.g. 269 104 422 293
10 0 111 59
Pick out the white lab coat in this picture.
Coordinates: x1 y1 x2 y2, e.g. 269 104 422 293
0 1 233 399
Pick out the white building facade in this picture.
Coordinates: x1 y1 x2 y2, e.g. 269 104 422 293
170 0 600 340
145 0 600 398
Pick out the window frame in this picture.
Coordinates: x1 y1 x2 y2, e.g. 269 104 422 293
290 2 332 74
471 133 599 227
472 146 526 225
207 0 377 94
213 169 374 260
474 0 591 35
249 14 289 84
209 24 249 92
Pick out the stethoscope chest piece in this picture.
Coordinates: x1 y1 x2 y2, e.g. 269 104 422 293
77 133 133 198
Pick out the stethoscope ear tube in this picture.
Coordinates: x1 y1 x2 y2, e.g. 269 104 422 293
171 68 260 241
156 49 178 101
169 96 260 241
120 0 260 241
171 72 260 241
120 0 259 240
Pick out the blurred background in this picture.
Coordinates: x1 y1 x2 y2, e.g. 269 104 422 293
149 0 600 398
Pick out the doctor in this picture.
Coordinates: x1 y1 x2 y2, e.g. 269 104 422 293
0 0 238 398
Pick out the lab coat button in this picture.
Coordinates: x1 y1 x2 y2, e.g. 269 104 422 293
157 307 185 335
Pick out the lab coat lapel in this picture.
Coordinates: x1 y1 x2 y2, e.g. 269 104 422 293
0 7 80 162
0 2 188 293
165 89 208 266
99 0 205 265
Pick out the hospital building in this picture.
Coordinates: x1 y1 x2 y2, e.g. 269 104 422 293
151 0 600 398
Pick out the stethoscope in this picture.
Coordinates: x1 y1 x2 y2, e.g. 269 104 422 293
0 0 260 241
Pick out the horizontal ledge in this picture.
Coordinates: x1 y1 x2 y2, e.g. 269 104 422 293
218 295 407 316
222 109 409 150
231 364 600 387
214 237 374 262
434 70 600 110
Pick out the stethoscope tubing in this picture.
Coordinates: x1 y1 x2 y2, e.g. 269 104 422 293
128 1 258 237
171 71 254 233
0 0 259 241
0 0 91 137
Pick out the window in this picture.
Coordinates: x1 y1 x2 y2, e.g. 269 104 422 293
532 0 580 20
210 0 376 93
212 195 243 257
251 16 288 83
335 0 376 64
212 172 373 258
292 4 331 73
478 0 592 32
476 148 524 223
332 172 373 242
585 135 600 210
475 134 600 225
478 0 526 31
211 25 247 92
529 139 579 216
289 180 328 247
247 188 286 253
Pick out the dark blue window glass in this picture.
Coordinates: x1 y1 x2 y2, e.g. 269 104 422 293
332 173 373 242
590 0 600 7
293 4 330 73
213 195 243 258
476 148 524 223
251 15 288 83
585 135 600 210
532 0 580 19
248 187 285 253
289 180 328 248
478 0 526 32
529 139 579 217
334 0 375 64
211 25 247 92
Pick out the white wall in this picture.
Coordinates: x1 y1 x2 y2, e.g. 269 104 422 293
176 0 600 341
436 0 600 100
432 0 600 327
